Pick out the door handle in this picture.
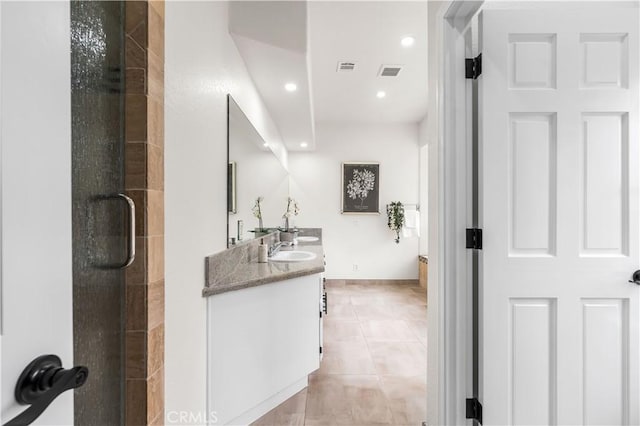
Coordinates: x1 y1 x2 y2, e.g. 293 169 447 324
92 193 136 269
117 193 136 269
4 355 88 426
629 270 640 285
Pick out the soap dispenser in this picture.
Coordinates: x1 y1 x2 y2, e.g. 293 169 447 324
258 238 268 263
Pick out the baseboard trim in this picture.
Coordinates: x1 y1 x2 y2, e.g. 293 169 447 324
225 377 308 425
325 279 420 286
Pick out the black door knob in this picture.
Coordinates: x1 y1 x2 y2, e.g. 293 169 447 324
4 355 88 426
629 270 640 285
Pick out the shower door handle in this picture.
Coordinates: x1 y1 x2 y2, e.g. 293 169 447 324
4 355 88 426
117 193 136 269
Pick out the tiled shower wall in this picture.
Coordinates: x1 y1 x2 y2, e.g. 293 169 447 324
124 1 165 424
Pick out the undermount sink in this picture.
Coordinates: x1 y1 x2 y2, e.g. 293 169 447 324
269 250 317 262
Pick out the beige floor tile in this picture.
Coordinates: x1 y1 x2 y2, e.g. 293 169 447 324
323 320 365 343
251 409 275 425
315 341 377 375
327 292 352 306
386 292 428 306
350 294 389 306
325 279 346 288
379 375 427 425
360 320 417 342
353 304 396 320
405 320 428 345
324 303 358 321
390 304 428 321
342 283 390 295
369 341 427 376
305 375 394 425
251 389 307 426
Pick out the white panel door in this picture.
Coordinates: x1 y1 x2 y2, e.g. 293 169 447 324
480 6 639 425
1 2 73 425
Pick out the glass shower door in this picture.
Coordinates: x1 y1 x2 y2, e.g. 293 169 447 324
71 1 126 424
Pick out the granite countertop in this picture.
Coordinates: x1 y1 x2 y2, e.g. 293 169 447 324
203 229 325 297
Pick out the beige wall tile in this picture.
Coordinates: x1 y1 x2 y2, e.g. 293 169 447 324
126 67 146 95
147 51 164 102
126 190 147 236
126 379 148 426
147 236 164 283
147 98 164 148
126 285 147 331
147 145 164 191
125 1 148 48
148 280 164 330
126 331 147 379
126 237 148 285
149 0 164 21
147 189 164 235
124 2 164 423
126 36 147 70
147 323 164 376
125 143 147 190
147 368 164 423
147 5 164 60
125 94 148 143
149 412 164 426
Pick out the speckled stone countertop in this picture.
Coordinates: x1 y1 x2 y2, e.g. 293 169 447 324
203 229 324 297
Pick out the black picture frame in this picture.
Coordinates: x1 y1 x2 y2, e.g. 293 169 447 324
341 162 380 214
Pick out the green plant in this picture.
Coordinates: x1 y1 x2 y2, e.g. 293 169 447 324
386 201 405 243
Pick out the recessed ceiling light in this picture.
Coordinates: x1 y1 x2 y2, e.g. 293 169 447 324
300 142 308 148
401 36 415 47
284 82 297 92
376 91 386 99
263 142 269 147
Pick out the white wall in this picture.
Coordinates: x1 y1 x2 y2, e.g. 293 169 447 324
289 123 420 280
418 115 429 254
165 1 286 423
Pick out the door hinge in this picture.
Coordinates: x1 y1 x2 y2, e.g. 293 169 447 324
319 346 323 354
465 398 483 424
465 53 482 79
466 228 483 250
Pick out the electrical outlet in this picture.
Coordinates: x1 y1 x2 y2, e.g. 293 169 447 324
353 264 358 271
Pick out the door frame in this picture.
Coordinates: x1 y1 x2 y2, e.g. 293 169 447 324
429 1 483 425
434 1 640 425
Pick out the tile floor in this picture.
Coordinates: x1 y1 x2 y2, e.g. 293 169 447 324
252 279 427 426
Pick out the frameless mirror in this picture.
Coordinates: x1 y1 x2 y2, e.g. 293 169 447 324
227 95 289 247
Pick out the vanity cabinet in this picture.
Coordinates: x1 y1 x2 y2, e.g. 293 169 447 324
207 273 322 425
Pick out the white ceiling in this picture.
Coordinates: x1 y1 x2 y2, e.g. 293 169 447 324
229 1 428 151
309 1 428 124
229 1 315 152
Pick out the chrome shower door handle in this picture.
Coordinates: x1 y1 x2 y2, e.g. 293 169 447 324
117 193 136 269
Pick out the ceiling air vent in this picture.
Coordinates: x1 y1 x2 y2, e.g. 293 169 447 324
379 64 403 77
337 61 356 72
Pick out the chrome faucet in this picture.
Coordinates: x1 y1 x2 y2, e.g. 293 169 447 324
268 242 284 257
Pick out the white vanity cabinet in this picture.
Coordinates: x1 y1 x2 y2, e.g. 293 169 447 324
207 273 323 425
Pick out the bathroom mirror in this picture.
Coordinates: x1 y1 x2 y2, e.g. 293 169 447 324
227 95 289 247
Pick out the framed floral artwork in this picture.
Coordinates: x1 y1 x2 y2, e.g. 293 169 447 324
341 162 380 214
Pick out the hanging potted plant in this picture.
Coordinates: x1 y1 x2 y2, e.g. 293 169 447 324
387 201 405 243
